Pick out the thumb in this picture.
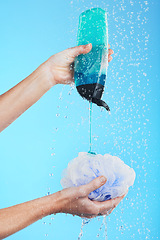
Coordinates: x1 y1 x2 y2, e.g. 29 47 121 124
68 43 92 60
83 176 107 196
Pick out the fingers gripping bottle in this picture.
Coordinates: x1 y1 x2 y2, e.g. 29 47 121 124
74 8 110 111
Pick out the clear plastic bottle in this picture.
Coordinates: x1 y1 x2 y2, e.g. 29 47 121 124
74 8 110 111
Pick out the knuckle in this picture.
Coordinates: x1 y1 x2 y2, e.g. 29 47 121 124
92 180 100 190
78 186 87 196
79 45 85 53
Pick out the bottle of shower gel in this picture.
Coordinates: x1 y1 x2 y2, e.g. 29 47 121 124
74 8 110 111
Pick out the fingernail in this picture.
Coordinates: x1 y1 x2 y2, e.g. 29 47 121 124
100 176 106 183
85 43 91 48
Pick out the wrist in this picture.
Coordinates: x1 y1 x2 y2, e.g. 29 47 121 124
48 191 69 214
36 62 56 91
38 191 67 217
40 59 57 88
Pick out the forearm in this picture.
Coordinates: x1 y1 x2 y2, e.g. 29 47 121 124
0 63 54 132
0 192 62 239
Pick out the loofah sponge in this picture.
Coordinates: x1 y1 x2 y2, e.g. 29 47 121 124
61 152 135 201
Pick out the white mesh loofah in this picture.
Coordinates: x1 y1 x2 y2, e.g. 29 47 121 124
61 152 136 201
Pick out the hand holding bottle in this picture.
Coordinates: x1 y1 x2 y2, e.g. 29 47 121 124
43 43 113 86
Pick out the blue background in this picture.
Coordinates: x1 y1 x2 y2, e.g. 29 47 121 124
0 0 159 239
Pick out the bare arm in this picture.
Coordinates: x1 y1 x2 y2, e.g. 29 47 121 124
0 65 53 132
0 176 126 239
0 193 56 239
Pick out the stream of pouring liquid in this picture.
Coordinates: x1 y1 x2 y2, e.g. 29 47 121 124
89 101 92 153
88 102 96 155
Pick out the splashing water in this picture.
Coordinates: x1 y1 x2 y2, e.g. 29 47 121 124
103 216 108 240
78 218 92 240
78 216 108 240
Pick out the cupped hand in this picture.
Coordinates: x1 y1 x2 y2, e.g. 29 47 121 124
58 176 127 218
44 44 114 86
